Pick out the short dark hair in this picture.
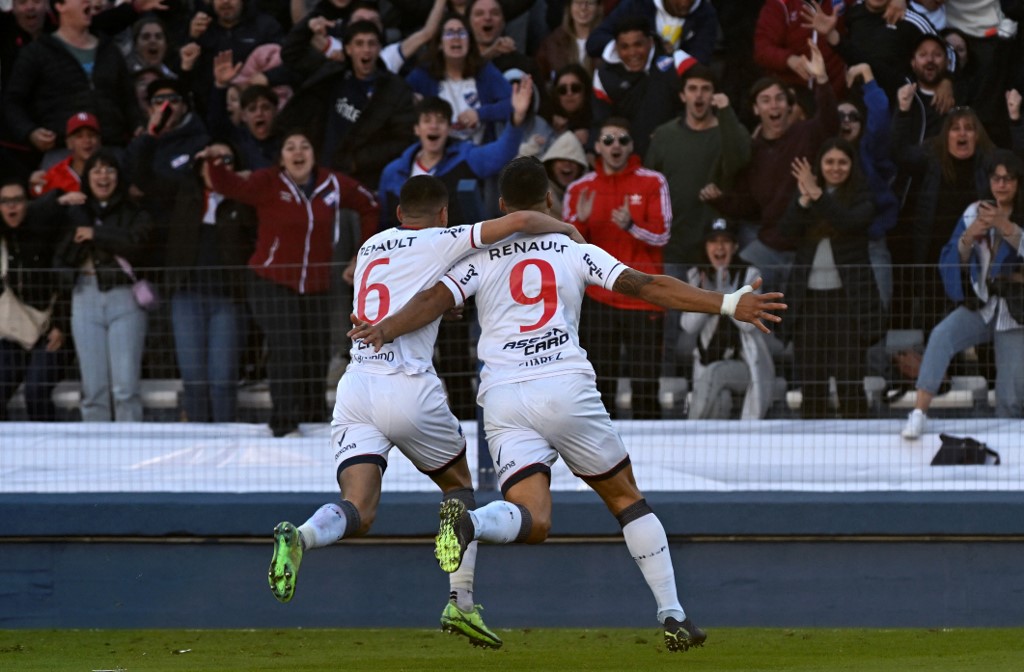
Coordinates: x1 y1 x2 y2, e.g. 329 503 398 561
240 84 278 110
82 149 124 200
344 19 383 44
613 14 652 39
0 176 28 195
399 175 449 218
750 76 794 105
415 96 453 122
680 63 717 91
599 116 632 134
498 156 549 210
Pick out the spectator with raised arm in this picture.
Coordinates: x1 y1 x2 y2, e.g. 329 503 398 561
466 0 541 82
274 20 416 190
202 130 379 437
780 138 880 418
753 0 846 101
705 40 839 296
406 12 512 146
135 140 257 422
207 50 282 170
28 112 102 197
901 149 1024 438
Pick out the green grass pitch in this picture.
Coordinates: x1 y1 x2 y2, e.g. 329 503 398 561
2 627 1022 671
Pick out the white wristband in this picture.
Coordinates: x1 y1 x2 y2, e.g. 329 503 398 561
720 284 753 318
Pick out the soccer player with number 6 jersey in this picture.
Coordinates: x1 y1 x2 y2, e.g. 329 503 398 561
267 175 584 649
349 157 787 652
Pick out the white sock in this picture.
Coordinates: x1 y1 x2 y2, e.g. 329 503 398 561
468 501 524 544
449 541 478 612
297 503 348 549
622 513 685 623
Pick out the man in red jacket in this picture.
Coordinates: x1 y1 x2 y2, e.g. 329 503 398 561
563 116 671 419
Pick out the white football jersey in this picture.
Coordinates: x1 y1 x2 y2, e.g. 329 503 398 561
440 233 627 397
348 223 486 375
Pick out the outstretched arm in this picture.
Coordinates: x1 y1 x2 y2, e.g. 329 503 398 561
347 283 455 350
479 210 585 245
613 272 787 334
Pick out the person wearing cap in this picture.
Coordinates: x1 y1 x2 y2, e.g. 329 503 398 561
29 112 103 197
539 130 588 218
681 218 775 419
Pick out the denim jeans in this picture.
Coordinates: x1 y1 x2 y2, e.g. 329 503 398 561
868 238 893 312
738 238 795 296
71 276 147 422
171 290 241 422
917 306 1024 417
0 336 68 420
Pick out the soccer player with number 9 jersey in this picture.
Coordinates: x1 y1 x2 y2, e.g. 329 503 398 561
350 157 787 652
267 175 583 649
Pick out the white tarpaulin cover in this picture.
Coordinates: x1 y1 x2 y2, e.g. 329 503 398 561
0 419 1020 493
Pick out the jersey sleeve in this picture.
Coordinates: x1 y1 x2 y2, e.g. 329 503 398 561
439 255 482 307
578 243 627 291
427 222 487 268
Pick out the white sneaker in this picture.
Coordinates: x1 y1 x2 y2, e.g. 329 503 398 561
901 409 927 439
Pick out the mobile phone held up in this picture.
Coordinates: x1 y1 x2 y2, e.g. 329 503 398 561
151 101 173 135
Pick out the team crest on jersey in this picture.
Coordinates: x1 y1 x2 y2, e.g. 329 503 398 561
655 55 673 72
323 190 339 206
279 191 294 203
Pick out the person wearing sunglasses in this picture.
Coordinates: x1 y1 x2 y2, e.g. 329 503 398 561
539 63 593 148
564 116 672 419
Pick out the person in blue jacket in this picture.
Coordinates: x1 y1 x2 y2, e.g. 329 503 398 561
901 149 1024 439
378 78 533 231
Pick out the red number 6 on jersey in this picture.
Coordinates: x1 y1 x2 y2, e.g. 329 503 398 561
356 258 391 323
509 258 557 333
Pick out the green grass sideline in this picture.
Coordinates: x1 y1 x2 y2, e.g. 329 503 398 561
1 627 1021 671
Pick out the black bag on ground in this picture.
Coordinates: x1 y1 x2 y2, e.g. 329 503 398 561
931 433 1001 466
991 277 1024 324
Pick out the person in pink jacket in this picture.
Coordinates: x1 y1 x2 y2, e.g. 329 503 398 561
203 131 379 437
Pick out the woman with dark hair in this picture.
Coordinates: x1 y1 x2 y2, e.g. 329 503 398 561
201 131 379 437
135 139 257 422
939 27 980 105
0 178 71 420
539 63 593 147
54 149 154 422
892 105 995 330
125 16 177 77
536 0 603 81
781 137 879 418
901 149 1024 438
406 12 512 144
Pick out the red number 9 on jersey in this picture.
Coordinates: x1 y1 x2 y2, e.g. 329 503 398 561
510 258 557 333
356 258 391 323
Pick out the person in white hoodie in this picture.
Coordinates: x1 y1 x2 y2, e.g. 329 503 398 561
682 218 776 419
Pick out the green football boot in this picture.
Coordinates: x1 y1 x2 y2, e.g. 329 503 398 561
435 499 473 573
440 601 503 649
268 521 303 603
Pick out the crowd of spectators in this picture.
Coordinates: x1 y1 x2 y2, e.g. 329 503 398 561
1 0 1024 435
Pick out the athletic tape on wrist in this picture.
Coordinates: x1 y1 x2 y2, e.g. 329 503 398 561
720 284 754 318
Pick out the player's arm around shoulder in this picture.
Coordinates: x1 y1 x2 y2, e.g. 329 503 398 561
612 271 787 334
348 283 456 351
478 210 585 246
